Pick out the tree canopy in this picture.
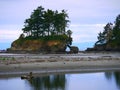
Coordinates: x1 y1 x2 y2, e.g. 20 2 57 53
113 14 120 45
95 23 113 45
95 14 120 49
22 6 70 38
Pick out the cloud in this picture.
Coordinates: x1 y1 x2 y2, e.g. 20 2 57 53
0 30 22 43
1 0 119 25
70 24 106 43
0 24 23 30
70 24 106 27
0 24 105 44
0 25 22 43
0 0 40 25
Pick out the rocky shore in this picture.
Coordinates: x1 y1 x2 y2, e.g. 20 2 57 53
0 52 120 76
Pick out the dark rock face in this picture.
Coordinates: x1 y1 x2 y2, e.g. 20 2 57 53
70 46 79 53
86 48 96 51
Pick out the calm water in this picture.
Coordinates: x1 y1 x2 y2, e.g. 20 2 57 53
0 72 120 90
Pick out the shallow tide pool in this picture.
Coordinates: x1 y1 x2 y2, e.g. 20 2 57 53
0 72 120 90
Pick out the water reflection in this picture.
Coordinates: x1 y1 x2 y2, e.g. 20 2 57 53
1 72 120 90
105 72 120 88
104 72 113 80
26 74 66 90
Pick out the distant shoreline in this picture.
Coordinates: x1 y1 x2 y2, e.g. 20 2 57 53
0 52 120 76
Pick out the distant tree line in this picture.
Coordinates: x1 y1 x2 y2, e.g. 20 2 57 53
22 6 70 38
95 14 120 48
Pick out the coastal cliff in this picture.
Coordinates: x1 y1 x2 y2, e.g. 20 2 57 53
9 37 67 53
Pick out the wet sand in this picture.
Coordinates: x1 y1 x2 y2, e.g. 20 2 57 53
0 52 120 76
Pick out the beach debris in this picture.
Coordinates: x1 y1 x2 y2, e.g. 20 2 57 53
21 72 34 80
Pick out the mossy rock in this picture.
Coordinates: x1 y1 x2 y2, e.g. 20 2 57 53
9 38 67 53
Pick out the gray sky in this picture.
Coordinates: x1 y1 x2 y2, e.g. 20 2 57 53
0 0 120 50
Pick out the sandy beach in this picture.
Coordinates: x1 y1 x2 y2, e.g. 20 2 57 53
0 52 120 76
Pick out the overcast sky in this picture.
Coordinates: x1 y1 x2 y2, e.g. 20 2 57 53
0 0 120 50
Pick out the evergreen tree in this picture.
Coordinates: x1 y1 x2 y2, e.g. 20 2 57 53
113 14 120 45
60 10 70 34
66 30 72 46
43 9 54 36
95 32 105 45
22 6 45 38
95 23 113 45
95 14 120 51
22 6 70 38
103 23 113 43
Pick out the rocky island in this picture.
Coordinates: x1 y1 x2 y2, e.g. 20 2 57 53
8 6 78 54
86 14 120 51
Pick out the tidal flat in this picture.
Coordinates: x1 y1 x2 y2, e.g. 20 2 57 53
0 52 120 76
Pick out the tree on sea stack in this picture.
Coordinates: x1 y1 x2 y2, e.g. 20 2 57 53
66 30 72 46
22 6 70 38
93 14 120 51
9 6 75 53
95 23 113 46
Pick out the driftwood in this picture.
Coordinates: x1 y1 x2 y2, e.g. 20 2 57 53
21 72 34 79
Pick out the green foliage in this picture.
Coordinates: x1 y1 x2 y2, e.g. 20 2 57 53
95 14 120 48
95 23 113 45
66 30 72 37
20 6 73 48
97 32 105 44
19 33 25 39
19 34 68 42
113 14 120 45
66 30 73 46
22 6 70 38
13 37 25 46
41 35 68 41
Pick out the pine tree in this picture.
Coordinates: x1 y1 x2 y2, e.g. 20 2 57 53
113 14 120 45
103 23 113 43
95 23 113 45
22 6 70 38
22 6 45 38
66 30 72 45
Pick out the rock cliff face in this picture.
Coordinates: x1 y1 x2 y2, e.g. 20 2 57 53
9 39 66 53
